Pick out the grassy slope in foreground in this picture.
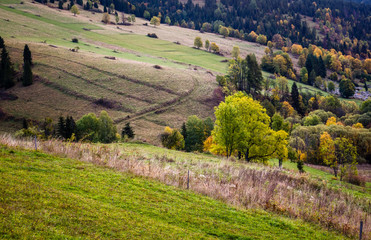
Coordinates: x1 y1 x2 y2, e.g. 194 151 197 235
0 145 346 239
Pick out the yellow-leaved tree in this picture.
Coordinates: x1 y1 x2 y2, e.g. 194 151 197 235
212 92 288 163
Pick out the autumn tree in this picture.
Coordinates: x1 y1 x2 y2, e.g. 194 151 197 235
150 16 160 27
272 34 284 49
212 92 288 162
205 40 210 51
319 132 337 176
334 137 358 180
102 13 110 24
231 46 240 59
219 26 229 38
291 44 303 55
194 37 203 49
70 5 79 16
161 126 184 150
256 34 267 45
210 42 220 53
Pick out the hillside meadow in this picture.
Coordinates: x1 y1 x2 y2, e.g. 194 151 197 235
0 138 357 239
1 134 369 238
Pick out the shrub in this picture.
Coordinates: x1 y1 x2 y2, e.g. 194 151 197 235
345 173 366 187
297 160 305 173
72 38 78 43
147 33 158 38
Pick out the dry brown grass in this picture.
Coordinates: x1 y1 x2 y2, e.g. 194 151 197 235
1 134 369 239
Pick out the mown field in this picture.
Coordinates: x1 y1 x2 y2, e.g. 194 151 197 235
0 0 221 143
0 144 350 239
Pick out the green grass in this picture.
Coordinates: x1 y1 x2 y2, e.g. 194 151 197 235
0 145 348 239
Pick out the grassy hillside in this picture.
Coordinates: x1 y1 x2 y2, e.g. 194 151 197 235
0 144 348 239
0 0 365 143
1 135 369 238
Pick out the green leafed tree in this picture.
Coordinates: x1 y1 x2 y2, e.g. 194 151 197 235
143 10 150 20
339 78 355 98
184 115 213 152
165 16 171 25
98 111 117 143
212 92 288 162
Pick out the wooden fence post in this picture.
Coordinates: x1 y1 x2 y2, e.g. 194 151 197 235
359 220 363 240
34 135 37 151
187 169 190 189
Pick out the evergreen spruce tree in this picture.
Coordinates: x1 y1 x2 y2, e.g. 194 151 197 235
318 56 326 78
0 47 15 89
57 116 66 139
58 0 63 9
0 36 4 49
246 54 263 96
290 82 300 112
305 54 314 75
22 118 28 129
65 116 76 139
181 122 187 141
104 6 107 12
308 70 316 86
122 122 135 139
22 60 33 86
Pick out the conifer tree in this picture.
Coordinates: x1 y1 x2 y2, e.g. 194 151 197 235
58 116 66 138
246 54 263 96
22 60 33 86
318 56 326 78
0 47 15 89
308 70 316 86
65 116 76 139
122 122 135 139
23 44 32 65
58 0 63 9
0 37 4 49
22 118 28 129
291 82 299 110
